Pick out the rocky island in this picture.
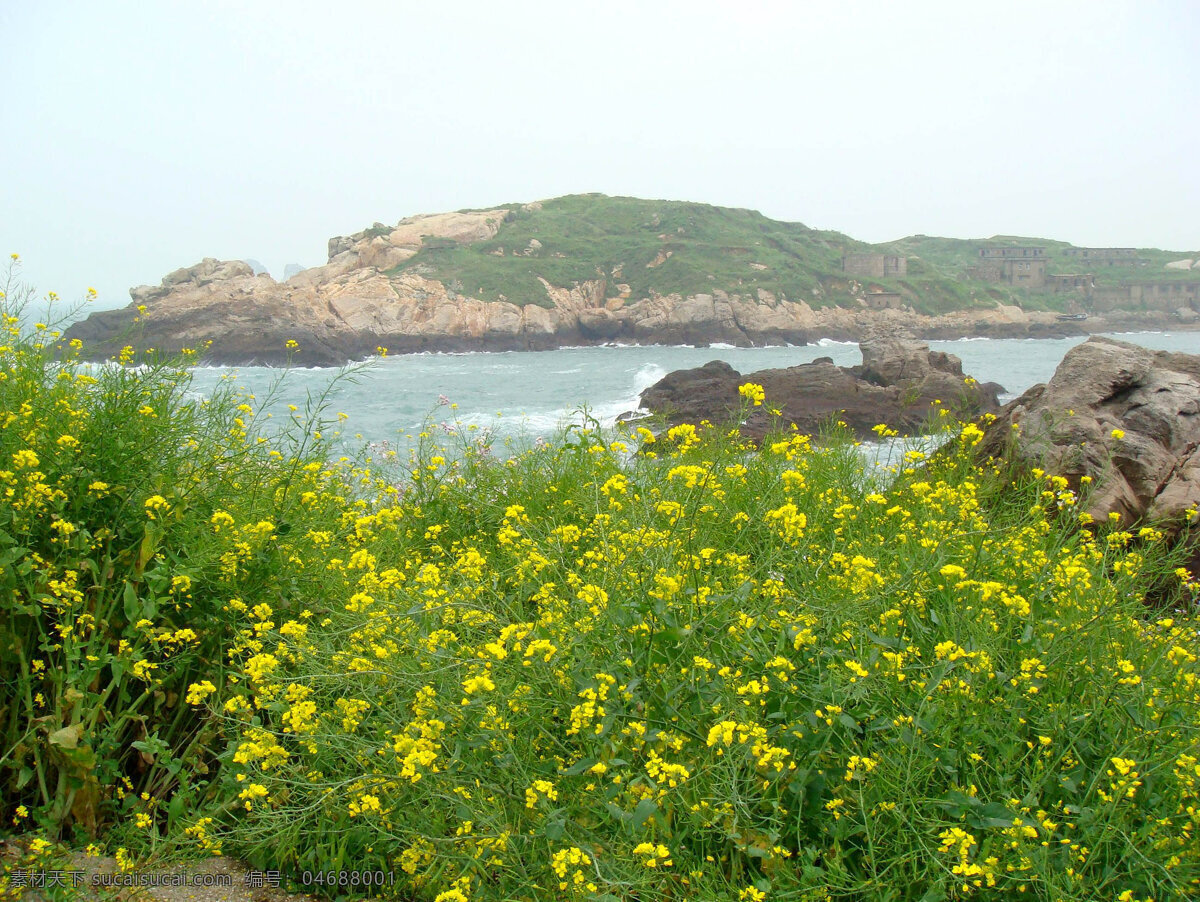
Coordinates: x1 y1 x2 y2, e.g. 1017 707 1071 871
65 195 1200 365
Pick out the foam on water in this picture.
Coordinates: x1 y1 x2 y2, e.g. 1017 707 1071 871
816 337 857 348
591 362 667 425
169 332 1198 454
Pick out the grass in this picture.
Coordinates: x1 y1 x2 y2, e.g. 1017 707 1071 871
389 195 852 310
377 194 1200 317
3 264 1200 901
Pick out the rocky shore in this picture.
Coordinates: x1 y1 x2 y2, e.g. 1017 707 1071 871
63 207 1198 365
640 333 1200 564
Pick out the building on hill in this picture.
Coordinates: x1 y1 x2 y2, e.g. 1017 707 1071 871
1092 281 1200 312
863 290 904 310
977 247 1046 259
971 247 1047 289
1046 274 1095 294
842 252 907 278
1062 247 1142 266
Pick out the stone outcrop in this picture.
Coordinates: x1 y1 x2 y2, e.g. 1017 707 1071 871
639 335 1004 440
977 336 1200 532
130 258 260 305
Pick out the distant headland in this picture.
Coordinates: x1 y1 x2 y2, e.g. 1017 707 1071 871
65 194 1200 365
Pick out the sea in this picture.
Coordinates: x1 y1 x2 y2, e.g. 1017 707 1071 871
186 333 1200 459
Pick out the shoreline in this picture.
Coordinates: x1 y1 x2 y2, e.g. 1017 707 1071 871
71 310 1200 368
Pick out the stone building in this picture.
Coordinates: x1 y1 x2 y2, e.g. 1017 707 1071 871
1062 248 1141 266
973 247 1047 288
863 290 904 310
977 247 1046 260
842 252 907 278
1046 274 1095 294
1092 281 1200 312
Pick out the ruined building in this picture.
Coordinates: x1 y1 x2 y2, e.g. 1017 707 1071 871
842 252 907 278
1045 274 1095 294
1061 247 1142 267
1092 281 1200 313
971 247 1047 288
863 290 904 310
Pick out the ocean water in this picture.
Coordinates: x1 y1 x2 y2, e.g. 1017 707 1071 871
186 333 1200 456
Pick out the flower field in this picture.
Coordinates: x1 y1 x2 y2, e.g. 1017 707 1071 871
2 269 1199 901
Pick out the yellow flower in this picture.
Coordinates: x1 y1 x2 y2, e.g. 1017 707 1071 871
144 494 171 519
525 779 558 808
738 382 766 406
1110 428 1125 440
348 794 382 816
186 681 217 705
462 673 496 696
632 841 673 868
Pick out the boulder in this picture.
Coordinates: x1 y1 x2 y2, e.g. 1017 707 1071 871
640 335 1004 440
976 336 1200 530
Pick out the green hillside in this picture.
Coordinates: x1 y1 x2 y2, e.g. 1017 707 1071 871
383 194 1200 315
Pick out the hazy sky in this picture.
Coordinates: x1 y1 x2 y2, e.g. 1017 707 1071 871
3 1 1197 312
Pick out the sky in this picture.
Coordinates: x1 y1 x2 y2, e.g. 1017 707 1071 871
2 1 1198 313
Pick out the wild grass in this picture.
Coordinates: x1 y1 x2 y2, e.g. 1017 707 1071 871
2 263 1199 901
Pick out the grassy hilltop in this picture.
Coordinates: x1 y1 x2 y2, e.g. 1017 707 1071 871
387 194 849 309
382 194 1198 315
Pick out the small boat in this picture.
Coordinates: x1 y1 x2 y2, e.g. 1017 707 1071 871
1056 313 1088 321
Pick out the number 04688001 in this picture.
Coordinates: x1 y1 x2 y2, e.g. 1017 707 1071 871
299 870 396 888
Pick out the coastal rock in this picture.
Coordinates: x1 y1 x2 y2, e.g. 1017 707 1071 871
640 336 1004 440
977 336 1200 530
129 258 259 305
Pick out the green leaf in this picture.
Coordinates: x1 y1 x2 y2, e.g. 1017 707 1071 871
562 758 598 776
865 629 901 649
604 802 631 824
123 582 140 622
167 793 186 825
631 798 658 828
136 523 162 575
935 790 974 818
0 545 27 568
967 801 1021 829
